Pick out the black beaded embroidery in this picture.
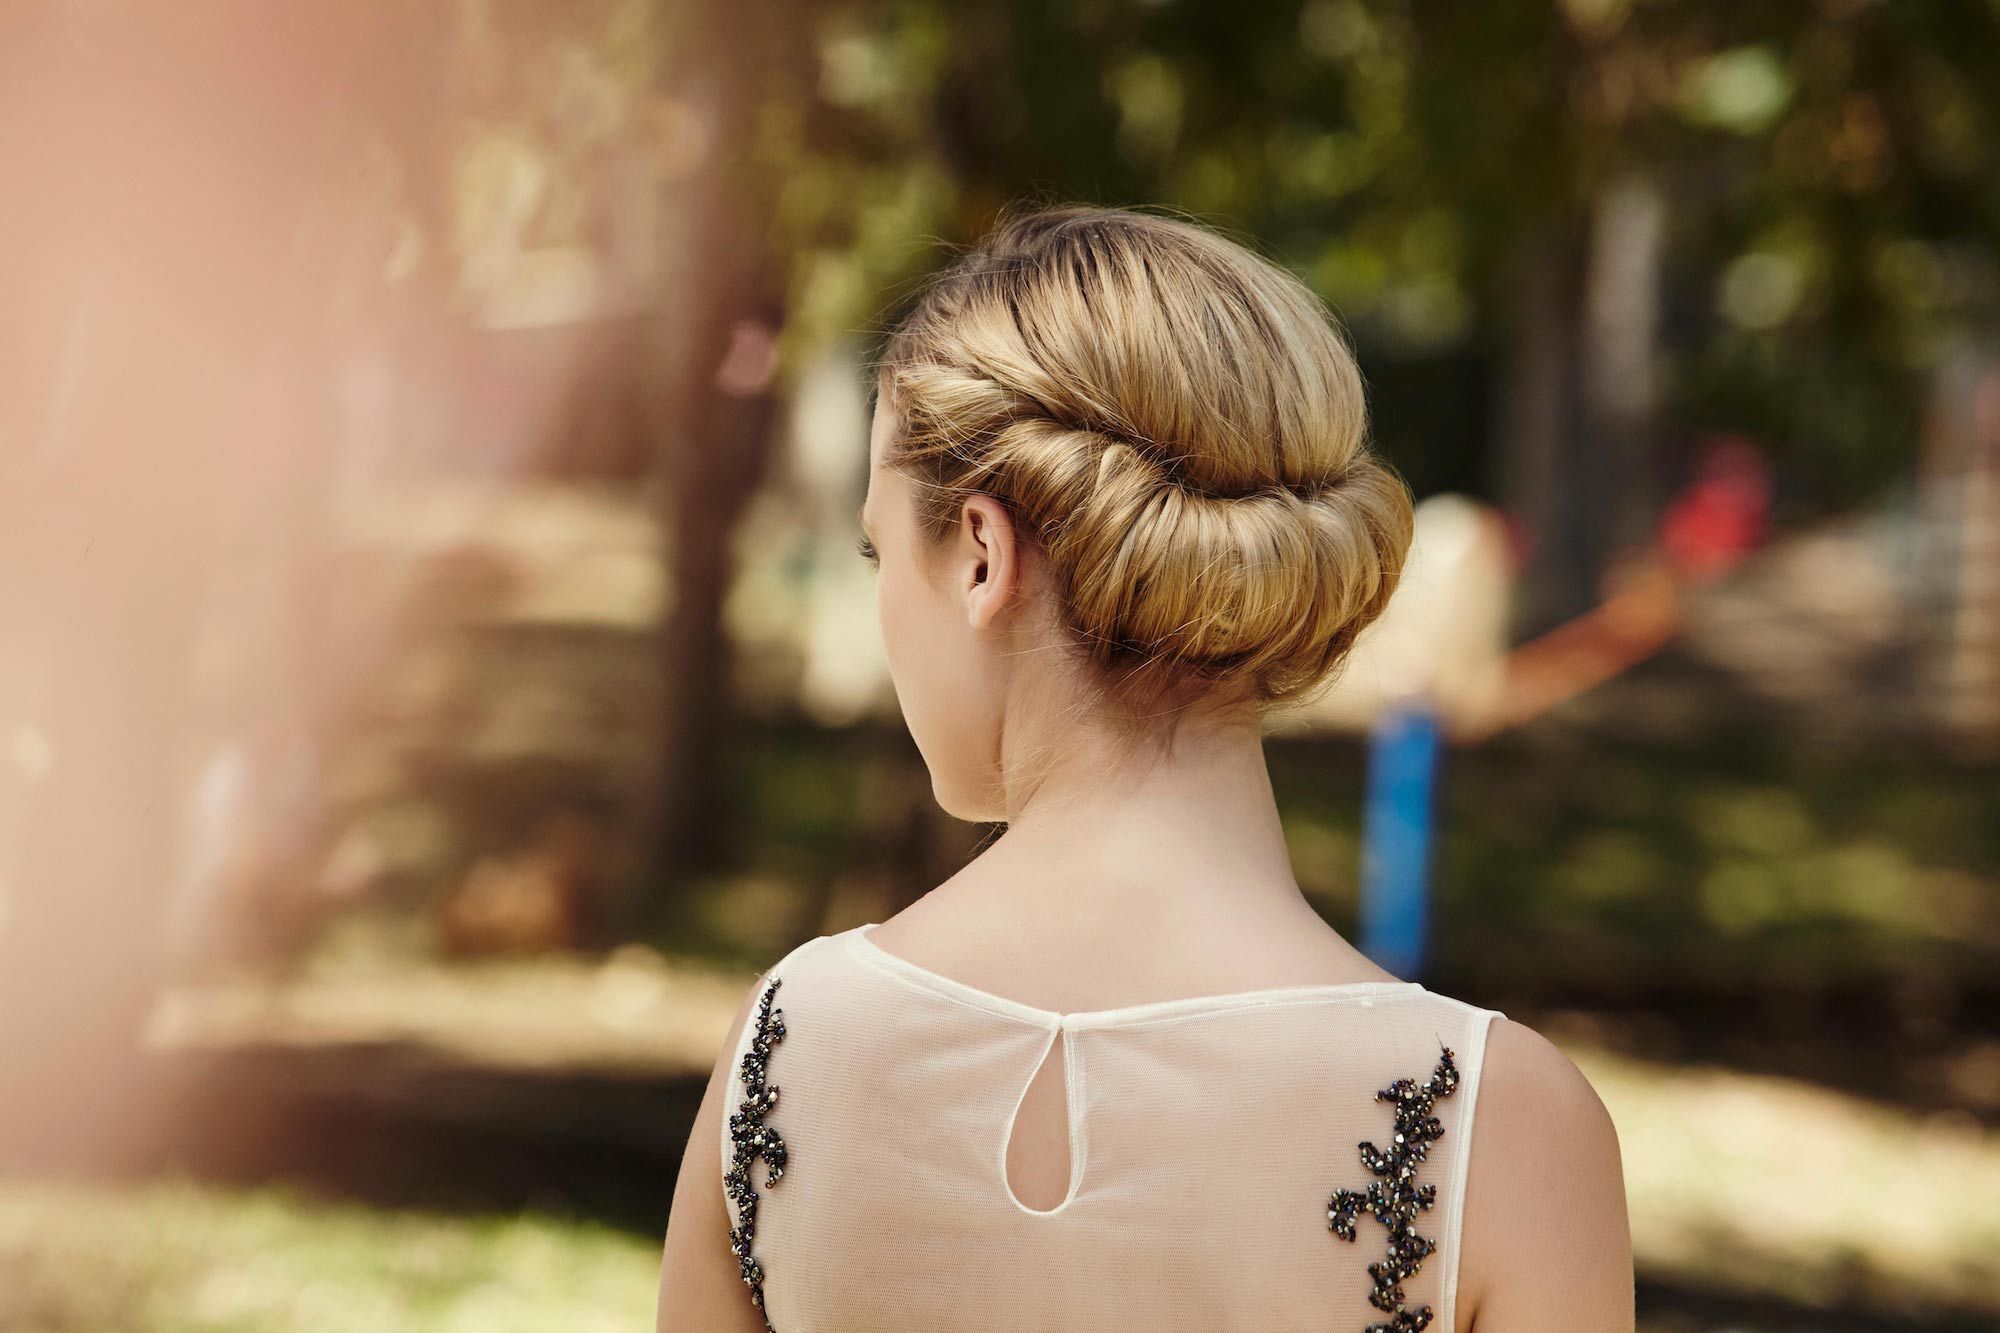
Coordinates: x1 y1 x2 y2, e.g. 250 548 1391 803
724 977 789 1332
1327 1044 1461 1333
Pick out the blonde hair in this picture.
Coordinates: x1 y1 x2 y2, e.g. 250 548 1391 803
878 205 1413 716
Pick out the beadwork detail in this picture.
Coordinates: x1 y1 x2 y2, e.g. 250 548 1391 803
1326 1044 1462 1333
724 977 789 1332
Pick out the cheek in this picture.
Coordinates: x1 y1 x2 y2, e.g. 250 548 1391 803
875 561 905 663
875 561 922 704
880 565 939 690
877 562 980 760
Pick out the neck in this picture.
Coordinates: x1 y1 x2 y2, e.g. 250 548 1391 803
980 706 1306 923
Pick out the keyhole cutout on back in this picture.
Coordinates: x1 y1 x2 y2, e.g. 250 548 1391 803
1002 1026 1076 1214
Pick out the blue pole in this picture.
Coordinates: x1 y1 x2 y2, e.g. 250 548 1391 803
1359 703 1442 981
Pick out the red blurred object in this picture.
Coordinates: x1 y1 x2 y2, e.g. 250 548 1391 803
1658 434 1773 582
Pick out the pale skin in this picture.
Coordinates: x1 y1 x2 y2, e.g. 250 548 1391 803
657 389 1635 1331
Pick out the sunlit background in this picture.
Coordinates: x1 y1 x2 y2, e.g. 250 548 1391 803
1 2 1996 1330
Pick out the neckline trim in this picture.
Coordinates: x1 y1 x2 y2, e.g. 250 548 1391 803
846 923 1424 1031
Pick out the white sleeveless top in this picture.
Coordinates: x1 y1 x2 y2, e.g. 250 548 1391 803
720 923 1506 1333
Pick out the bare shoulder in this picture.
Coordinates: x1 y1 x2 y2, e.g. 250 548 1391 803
655 973 772 1333
1455 1016 1634 1333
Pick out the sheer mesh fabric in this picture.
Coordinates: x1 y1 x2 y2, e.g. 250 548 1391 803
720 924 1504 1333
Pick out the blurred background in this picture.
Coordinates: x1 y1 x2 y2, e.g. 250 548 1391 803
0 1 1996 1330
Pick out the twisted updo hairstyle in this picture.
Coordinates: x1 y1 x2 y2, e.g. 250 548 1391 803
878 205 1414 716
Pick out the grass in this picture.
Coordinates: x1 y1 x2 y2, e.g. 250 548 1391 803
0 1177 658 1333
0 952 1980 1332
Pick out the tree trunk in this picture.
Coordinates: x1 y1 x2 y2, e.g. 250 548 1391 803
1922 342 2000 752
1493 218 1589 635
1493 170 1666 639
640 2 806 912
1578 168 1668 582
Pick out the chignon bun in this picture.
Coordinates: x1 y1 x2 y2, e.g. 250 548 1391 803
879 205 1415 712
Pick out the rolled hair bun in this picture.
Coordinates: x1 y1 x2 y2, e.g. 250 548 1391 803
880 205 1414 712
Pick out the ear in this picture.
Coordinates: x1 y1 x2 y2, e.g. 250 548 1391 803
957 494 1020 631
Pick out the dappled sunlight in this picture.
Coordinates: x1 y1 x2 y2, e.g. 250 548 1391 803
1567 1031 2000 1317
144 940 751 1078
14 950 2000 1329
128 946 2000 1323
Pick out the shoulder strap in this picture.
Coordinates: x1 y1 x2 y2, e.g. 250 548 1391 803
1434 1004 1504 1332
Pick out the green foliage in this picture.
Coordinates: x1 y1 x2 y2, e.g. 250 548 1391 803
708 0 2000 511
405 0 2000 506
